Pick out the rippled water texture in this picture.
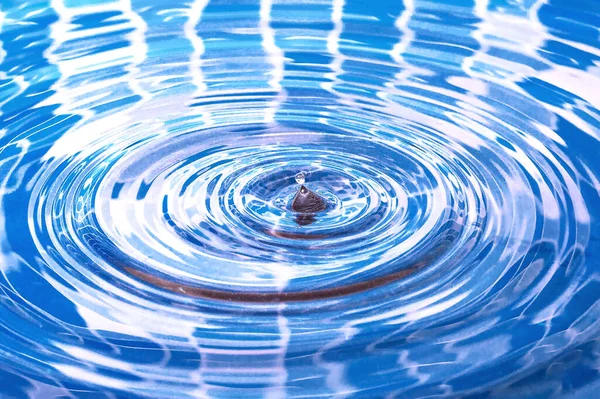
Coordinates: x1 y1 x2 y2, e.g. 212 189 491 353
1 0 600 398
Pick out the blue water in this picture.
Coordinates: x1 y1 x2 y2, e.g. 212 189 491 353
0 0 599 398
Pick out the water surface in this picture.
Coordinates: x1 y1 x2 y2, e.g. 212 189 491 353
0 0 599 398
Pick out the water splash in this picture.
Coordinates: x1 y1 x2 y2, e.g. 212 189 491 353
0 0 599 398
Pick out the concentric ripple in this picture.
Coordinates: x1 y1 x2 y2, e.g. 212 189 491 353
0 0 599 398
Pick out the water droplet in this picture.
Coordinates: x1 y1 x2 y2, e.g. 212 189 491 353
295 173 305 185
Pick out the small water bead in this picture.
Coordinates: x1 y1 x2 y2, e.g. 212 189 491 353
295 173 305 185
